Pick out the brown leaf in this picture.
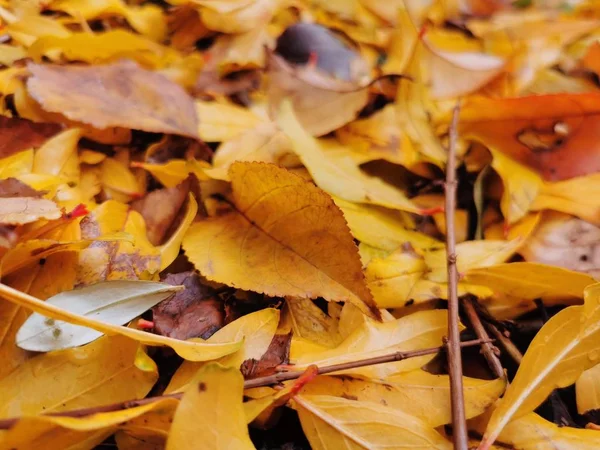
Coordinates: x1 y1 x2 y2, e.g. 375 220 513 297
26 60 200 138
0 197 62 225
0 116 61 160
131 179 190 246
153 271 225 340
0 178 46 198
241 332 291 379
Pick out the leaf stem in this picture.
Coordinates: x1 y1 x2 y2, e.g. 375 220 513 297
445 102 468 450
0 338 491 430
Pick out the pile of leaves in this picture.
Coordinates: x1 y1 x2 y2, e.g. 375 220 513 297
2 0 600 448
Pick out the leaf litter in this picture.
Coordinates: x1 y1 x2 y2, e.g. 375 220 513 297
0 1 600 449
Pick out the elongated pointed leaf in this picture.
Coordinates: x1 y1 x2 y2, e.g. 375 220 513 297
16 280 182 351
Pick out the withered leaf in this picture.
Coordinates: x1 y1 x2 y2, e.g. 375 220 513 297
0 116 61 160
131 179 190 246
27 60 200 138
0 197 62 225
153 271 225 340
0 178 46 198
241 332 291 379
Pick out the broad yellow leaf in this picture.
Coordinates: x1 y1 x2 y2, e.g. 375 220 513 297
0 239 89 276
16 280 182 351
197 0 276 34
334 197 440 252
0 281 242 361
196 99 263 142
182 161 380 318
206 122 296 181
0 149 33 179
32 128 81 183
284 297 343 348
576 364 600 414
134 159 210 187
464 262 595 301
300 371 505 427
0 335 157 418
0 397 178 450
166 364 255 450
291 310 452 378
166 308 280 393
27 60 199 138
101 157 144 201
424 239 522 282
479 283 600 449
295 394 451 449
277 100 421 214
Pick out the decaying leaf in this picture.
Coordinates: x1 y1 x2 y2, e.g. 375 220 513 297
183 161 380 319
0 116 60 160
27 60 199 138
0 197 61 225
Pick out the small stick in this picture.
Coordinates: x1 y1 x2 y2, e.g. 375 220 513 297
0 338 491 430
445 102 468 450
463 297 505 379
485 322 523 364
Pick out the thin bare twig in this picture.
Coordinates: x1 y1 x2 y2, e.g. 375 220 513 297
485 322 523 364
0 338 491 430
445 101 468 450
463 297 505 379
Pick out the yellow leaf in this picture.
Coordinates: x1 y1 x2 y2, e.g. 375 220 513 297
0 197 61 225
479 283 600 449
0 149 33 179
206 122 296 181
0 281 243 361
335 197 440 252
32 128 81 183
101 157 145 200
576 364 600 414
294 394 451 450
464 262 595 301
166 308 280 393
300 370 505 427
0 335 156 417
182 161 380 318
166 364 255 450
0 397 179 450
134 159 210 188
491 150 542 224
424 239 522 282
196 99 263 142
284 297 343 349
532 173 600 226
159 194 198 271
6 15 70 47
277 100 422 214
0 239 89 276
473 409 600 450
29 30 177 68
50 0 166 41
291 310 453 378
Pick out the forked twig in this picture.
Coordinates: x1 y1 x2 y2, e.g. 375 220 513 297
445 102 468 449
463 297 505 379
0 338 492 430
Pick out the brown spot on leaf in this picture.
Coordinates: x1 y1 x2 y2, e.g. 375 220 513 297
198 382 207 392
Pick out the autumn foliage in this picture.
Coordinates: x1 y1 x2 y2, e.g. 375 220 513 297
2 0 600 449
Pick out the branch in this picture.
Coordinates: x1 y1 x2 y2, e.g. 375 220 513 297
445 101 468 450
485 321 523 364
463 297 505 379
0 338 491 430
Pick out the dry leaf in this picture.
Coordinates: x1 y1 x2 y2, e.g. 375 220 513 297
0 116 60 160
182 161 380 319
27 60 199 138
166 363 255 450
0 197 61 225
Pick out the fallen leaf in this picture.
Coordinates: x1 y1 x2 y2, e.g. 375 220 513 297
520 211 600 278
300 371 505 427
153 271 224 340
0 197 61 225
284 297 343 349
182 161 380 319
479 283 600 449
277 100 422 214
576 364 600 415
196 99 263 142
0 116 60 160
26 60 199 138
166 363 255 450
0 178 45 198
267 53 370 136
460 93 600 181
294 394 451 449
241 332 292 378
16 280 181 351
291 309 452 378
0 281 243 361
0 335 157 417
